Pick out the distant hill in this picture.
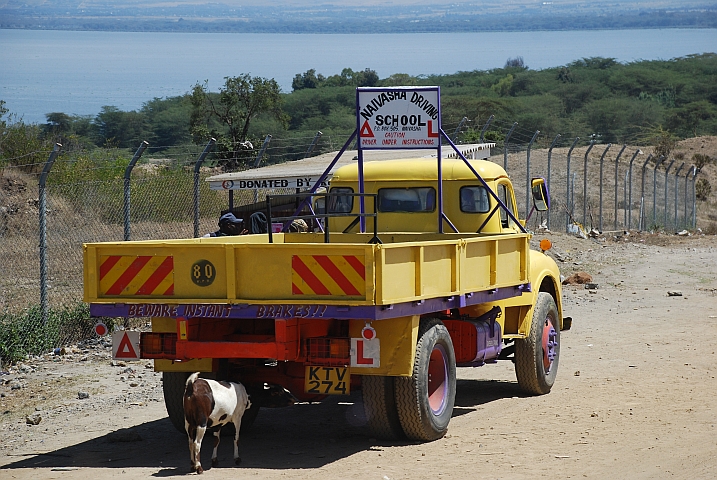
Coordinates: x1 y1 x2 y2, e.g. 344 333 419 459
2 0 716 33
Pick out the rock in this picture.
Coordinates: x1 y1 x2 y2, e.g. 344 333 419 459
26 413 42 425
562 272 593 285
667 291 683 296
107 428 143 443
584 283 599 289
78 391 90 399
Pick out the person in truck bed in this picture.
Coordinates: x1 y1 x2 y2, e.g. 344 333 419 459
204 212 247 237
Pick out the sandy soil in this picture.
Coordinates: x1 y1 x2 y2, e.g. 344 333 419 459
1 231 716 480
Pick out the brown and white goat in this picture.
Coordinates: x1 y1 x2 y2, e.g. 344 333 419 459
183 372 250 474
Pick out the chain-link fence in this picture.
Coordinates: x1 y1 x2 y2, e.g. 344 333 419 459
0 117 701 354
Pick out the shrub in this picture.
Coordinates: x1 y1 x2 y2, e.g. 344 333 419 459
0 302 117 365
696 178 712 201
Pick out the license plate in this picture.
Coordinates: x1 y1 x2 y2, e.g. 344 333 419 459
304 366 350 395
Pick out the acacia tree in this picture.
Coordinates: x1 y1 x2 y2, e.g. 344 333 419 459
190 74 287 170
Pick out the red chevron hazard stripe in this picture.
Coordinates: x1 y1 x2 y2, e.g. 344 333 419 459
105 256 152 295
313 255 360 296
135 256 174 295
99 255 174 296
292 256 331 295
291 254 365 297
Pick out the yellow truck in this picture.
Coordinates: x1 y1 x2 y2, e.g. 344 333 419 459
83 87 569 441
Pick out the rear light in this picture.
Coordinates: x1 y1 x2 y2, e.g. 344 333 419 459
141 332 177 358
306 338 350 366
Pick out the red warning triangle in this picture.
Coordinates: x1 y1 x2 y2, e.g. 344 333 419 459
360 120 375 138
115 332 138 359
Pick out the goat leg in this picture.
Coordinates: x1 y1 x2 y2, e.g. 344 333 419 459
211 427 221 467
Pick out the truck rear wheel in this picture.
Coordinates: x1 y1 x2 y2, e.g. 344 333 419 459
362 375 404 440
162 372 188 434
515 292 560 395
394 318 456 441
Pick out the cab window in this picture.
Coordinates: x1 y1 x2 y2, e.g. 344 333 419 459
328 187 354 213
460 186 490 213
498 183 516 228
378 187 436 213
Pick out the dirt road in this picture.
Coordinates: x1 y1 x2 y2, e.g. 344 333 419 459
2 232 716 479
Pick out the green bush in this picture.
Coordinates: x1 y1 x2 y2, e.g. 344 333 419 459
0 302 117 365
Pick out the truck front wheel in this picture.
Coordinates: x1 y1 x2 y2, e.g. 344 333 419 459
515 292 560 395
394 318 456 441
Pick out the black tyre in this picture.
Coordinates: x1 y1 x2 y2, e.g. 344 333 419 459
362 375 405 440
162 371 189 434
394 318 456 441
515 292 560 395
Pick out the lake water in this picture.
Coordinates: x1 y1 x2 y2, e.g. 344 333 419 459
1 28 716 124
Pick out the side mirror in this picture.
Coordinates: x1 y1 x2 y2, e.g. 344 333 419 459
531 177 550 212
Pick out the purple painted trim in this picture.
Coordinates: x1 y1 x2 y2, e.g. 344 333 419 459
89 284 529 322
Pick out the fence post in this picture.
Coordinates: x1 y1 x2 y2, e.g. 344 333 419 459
673 163 685 232
598 143 611 233
692 168 699 229
503 122 518 172
546 134 561 230
663 159 675 229
452 117 469 142
39 143 62 325
253 134 272 168
193 138 216 238
479 115 494 143
652 155 665 228
612 145 627 230
525 130 540 219
623 169 629 228
123 141 149 241
304 131 323 159
625 149 641 230
684 166 693 229
582 139 596 228
565 137 580 233
639 154 653 231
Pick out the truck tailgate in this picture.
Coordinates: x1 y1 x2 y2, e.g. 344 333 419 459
83 233 529 306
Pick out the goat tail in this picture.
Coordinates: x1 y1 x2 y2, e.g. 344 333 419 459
184 372 201 397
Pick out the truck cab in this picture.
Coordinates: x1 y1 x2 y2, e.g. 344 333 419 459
326 158 522 235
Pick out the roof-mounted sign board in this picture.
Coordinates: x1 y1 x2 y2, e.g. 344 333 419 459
357 87 440 150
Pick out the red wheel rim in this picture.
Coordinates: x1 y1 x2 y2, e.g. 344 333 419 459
428 344 448 414
541 318 558 373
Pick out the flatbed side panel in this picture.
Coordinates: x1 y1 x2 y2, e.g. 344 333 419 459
376 234 530 305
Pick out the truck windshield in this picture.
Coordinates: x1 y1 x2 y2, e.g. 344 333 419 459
378 187 436 213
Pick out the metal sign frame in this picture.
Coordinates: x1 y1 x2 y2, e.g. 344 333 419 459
289 86 526 235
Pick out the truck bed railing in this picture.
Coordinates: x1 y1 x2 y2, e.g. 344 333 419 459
266 192 382 245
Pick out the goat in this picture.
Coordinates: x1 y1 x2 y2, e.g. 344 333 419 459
183 372 250 474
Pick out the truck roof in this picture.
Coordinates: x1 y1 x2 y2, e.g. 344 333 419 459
206 143 495 191
331 157 508 182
